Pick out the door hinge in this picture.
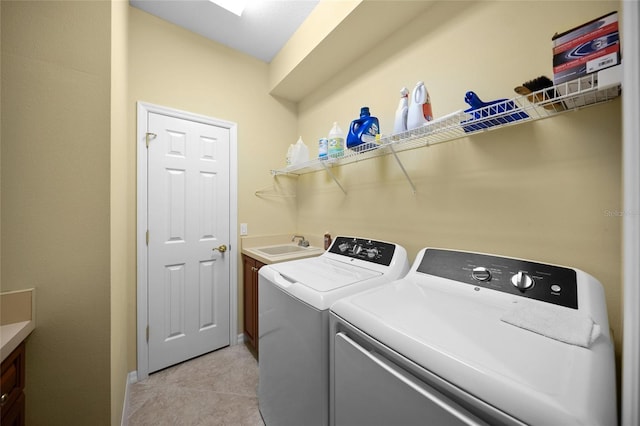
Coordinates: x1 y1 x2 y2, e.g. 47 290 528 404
146 325 149 343
145 132 157 148
146 230 149 245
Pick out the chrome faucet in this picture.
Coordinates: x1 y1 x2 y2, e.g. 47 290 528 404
292 235 310 247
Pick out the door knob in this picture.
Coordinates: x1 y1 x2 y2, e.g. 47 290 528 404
212 244 227 253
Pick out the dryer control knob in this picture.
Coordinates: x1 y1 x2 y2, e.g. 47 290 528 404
511 271 534 292
367 248 379 259
351 244 363 255
472 267 491 282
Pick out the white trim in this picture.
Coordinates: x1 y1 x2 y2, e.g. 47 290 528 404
120 371 138 426
136 101 239 381
622 2 640 425
136 103 148 380
237 333 245 343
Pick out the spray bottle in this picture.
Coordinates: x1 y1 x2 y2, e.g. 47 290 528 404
393 87 409 134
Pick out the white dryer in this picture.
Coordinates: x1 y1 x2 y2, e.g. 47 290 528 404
258 236 409 426
330 248 617 426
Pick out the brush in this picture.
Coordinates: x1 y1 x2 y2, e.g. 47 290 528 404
515 76 566 111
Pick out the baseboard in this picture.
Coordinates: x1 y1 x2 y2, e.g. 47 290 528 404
121 371 138 426
237 333 245 344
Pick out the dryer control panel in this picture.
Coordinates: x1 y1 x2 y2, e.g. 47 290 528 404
417 249 578 309
329 236 396 266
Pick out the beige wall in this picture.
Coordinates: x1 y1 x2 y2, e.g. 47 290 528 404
126 7 299 369
0 0 625 423
111 0 130 424
296 0 623 360
1 1 112 424
0 0 2 289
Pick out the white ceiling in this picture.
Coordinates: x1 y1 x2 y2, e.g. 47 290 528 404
129 0 320 63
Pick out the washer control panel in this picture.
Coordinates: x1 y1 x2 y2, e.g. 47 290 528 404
417 249 578 309
328 236 396 266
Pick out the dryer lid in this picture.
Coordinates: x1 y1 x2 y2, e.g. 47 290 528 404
331 276 616 425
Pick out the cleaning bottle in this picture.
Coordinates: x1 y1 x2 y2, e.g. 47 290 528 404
407 81 433 130
393 87 409 134
318 138 328 160
291 136 309 165
347 107 380 150
324 232 332 250
328 122 344 158
286 144 294 167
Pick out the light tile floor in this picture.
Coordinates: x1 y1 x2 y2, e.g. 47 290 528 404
127 344 264 426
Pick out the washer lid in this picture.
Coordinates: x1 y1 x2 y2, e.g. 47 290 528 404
262 256 386 310
270 256 381 291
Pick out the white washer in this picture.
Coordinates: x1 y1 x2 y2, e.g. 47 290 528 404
330 248 617 426
258 236 409 426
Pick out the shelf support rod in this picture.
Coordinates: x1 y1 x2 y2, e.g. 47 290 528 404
321 161 347 195
388 144 417 194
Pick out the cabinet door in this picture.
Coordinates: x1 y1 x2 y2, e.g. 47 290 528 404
1 343 25 426
1 393 25 426
253 260 265 355
243 256 263 354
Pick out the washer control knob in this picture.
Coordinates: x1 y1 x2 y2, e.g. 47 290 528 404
351 244 362 255
367 248 379 259
511 271 534 292
472 267 491 282
338 243 349 253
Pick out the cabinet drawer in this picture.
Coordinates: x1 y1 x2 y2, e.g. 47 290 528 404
2 392 25 426
1 342 25 417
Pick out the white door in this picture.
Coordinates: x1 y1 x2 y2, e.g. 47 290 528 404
146 111 231 373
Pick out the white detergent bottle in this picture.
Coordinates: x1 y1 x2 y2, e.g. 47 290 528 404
292 136 309 165
407 81 433 130
328 122 344 158
393 87 409 134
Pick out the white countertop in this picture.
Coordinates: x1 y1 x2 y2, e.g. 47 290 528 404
1 320 34 362
1 288 35 362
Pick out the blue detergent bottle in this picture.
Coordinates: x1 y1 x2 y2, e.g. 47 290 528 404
347 107 379 150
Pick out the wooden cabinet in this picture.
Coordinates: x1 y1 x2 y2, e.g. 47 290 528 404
243 255 265 358
1 342 26 426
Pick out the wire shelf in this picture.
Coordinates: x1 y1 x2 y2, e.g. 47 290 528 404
270 69 621 192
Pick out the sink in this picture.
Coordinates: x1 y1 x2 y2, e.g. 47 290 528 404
253 245 313 256
244 241 324 263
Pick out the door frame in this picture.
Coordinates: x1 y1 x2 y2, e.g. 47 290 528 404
622 1 640 424
136 101 238 380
